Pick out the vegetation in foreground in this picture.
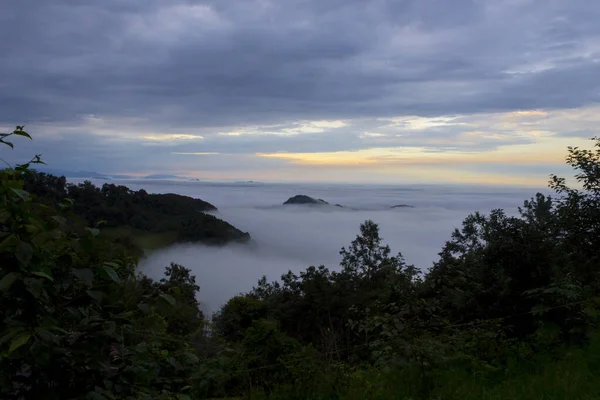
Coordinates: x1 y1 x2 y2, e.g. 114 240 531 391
1 126 600 399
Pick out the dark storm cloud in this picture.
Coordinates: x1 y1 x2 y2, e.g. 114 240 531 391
2 0 600 129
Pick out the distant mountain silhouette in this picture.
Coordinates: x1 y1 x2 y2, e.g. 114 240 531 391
142 174 186 180
282 195 347 208
390 204 415 208
34 168 111 179
31 168 194 181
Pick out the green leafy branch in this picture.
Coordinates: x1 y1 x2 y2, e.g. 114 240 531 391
0 126 43 170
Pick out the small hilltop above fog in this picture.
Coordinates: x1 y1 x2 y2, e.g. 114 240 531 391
283 194 413 209
283 195 331 205
283 195 344 208
390 204 415 209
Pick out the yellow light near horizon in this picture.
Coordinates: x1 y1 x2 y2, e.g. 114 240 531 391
256 136 590 168
256 151 379 165
142 134 203 141
504 110 549 118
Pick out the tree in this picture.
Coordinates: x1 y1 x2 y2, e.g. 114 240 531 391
158 263 205 336
0 127 199 399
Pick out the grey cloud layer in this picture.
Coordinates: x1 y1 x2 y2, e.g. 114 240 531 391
2 0 600 129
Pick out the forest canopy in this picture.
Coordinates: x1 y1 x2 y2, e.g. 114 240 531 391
22 170 250 256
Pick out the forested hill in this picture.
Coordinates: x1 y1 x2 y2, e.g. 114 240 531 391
23 171 250 249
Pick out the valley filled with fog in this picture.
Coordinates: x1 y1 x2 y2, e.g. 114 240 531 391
81 180 547 313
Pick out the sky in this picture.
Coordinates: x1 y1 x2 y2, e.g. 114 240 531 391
1 0 600 185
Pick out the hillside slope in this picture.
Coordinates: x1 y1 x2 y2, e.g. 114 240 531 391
23 171 250 252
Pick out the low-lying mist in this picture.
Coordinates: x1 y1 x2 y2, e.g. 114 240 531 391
108 181 543 314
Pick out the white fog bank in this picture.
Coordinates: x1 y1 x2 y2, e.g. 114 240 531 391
85 180 545 314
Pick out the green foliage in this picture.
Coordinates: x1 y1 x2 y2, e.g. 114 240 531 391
0 128 204 399
178 213 250 244
214 295 268 342
222 219 421 361
157 263 205 336
260 332 600 399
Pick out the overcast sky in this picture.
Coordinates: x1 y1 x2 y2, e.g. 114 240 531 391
1 0 599 184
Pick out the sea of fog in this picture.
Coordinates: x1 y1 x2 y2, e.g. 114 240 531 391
75 180 549 314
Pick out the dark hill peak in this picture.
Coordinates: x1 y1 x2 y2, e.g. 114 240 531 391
391 204 415 209
283 195 329 205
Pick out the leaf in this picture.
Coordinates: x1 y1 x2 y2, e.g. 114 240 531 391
86 290 104 303
67 331 83 345
1 140 14 149
35 329 59 344
9 332 31 353
85 391 107 400
66 308 82 319
24 278 43 298
137 303 151 315
0 273 19 291
29 341 51 365
0 327 25 346
159 293 176 306
51 216 67 225
15 241 33 266
13 130 32 139
32 268 53 282
32 231 54 247
24 224 39 234
10 188 30 201
104 261 121 268
103 321 116 336
114 309 134 318
0 234 18 251
72 268 94 287
101 266 121 284
86 227 100 237
46 325 68 334
166 356 180 369
182 352 199 364
32 155 45 165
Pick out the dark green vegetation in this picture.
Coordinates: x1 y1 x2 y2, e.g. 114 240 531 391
22 171 250 256
283 195 345 208
283 195 330 205
2 126 600 399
